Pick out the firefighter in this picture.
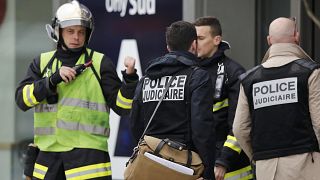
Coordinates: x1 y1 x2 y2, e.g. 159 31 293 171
15 1 138 179
130 21 216 180
233 17 320 180
194 16 253 180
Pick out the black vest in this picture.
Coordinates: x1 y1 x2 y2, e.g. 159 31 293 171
241 59 320 160
141 67 195 145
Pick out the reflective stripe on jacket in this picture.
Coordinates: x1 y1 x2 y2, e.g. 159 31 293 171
224 165 253 180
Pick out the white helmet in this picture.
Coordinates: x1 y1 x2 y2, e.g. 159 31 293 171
46 0 94 44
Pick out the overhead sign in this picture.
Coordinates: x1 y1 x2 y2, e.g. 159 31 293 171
105 0 156 17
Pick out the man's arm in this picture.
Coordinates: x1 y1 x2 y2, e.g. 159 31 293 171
100 56 138 116
227 61 246 127
190 69 215 179
15 56 55 111
233 84 253 160
215 61 246 172
308 68 320 148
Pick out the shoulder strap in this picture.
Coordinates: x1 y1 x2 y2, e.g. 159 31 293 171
86 50 102 86
294 59 320 70
239 65 262 81
138 76 176 143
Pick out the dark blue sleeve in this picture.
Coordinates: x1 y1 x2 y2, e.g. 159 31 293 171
190 68 216 179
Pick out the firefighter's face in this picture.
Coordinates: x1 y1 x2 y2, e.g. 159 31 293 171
62 25 86 49
196 25 221 59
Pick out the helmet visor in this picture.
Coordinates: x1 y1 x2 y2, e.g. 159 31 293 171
59 19 92 29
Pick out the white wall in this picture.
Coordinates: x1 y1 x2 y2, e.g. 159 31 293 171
198 0 256 69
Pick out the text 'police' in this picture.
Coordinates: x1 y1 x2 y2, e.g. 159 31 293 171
252 77 298 109
142 76 186 103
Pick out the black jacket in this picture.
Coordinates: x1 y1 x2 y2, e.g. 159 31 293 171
199 42 251 174
130 51 216 179
15 46 138 115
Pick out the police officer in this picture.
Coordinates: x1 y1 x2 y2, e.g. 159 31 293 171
233 17 320 180
130 21 216 180
15 1 138 179
194 17 252 180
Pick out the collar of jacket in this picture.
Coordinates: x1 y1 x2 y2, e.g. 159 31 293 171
198 41 230 66
55 44 86 66
145 51 197 79
261 43 313 64
168 51 198 66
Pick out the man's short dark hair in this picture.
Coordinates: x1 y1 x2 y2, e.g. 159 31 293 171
194 16 222 37
166 21 197 51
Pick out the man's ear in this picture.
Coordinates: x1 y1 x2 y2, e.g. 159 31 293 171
267 35 272 46
294 32 300 45
213 35 222 46
190 40 198 54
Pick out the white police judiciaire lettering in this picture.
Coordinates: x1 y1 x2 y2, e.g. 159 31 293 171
105 0 156 17
252 77 298 109
143 76 186 103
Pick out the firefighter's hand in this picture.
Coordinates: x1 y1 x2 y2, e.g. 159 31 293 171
59 66 77 83
214 165 226 180
124 56 136 75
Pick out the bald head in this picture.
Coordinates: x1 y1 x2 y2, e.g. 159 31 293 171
267 17 299 45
